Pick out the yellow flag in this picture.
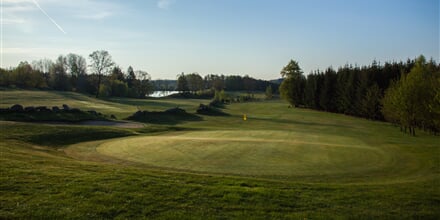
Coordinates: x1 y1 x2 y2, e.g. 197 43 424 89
243 114 247 121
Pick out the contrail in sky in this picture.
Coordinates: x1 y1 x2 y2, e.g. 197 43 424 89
32 0 66 34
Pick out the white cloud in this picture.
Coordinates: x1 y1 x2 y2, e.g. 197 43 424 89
2 0 32 3
76 11 112 20
2 0 36 12
2 0 120 24
2 47 41 54
157 0 173 9
1 18 27 25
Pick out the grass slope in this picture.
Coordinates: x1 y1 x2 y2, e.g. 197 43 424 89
0 90 209 119
1 90 439 218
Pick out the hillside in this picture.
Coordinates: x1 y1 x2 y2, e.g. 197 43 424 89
0 90 439 218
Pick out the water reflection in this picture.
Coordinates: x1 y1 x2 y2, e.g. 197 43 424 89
148 91 180 98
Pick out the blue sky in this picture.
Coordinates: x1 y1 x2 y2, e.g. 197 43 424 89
1 0 439 79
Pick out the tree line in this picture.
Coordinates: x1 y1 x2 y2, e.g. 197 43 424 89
279 56 440 135
0 50 153 98
1 52 278 98
176 72 278 93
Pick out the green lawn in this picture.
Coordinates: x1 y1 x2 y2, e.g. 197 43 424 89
1 90 439 218
0 90 209 119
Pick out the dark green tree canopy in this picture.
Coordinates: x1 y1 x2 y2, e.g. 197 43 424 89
279 59 305 107
281 59 303 79
177 72 189 92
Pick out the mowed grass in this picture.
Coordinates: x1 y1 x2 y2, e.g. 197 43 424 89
1 90 439 218
73 101 439 184
0 90 209 119
95 131 386 180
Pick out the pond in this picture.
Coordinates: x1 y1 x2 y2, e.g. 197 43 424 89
148 91 180 98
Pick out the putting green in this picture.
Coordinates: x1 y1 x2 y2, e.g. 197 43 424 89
96 130 395 179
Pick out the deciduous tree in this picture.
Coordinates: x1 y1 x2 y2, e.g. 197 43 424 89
279 59 305 107
89 50 114 97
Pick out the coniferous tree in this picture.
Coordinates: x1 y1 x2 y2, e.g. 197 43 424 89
362 83 382 120
319 68 337 112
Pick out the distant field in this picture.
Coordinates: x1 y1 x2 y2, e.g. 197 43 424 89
1 90 439 218
0 90 208 118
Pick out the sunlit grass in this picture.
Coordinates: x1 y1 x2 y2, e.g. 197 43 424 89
0 90 439 218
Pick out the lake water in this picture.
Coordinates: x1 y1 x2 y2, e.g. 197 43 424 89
148 91 180 98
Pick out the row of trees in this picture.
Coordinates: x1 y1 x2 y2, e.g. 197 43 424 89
0 50 153 98
1 54 277 100
279 56 440 134
176 72 278 93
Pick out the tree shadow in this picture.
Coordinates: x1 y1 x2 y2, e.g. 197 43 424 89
54 91 97 101
196 104 230 116
127 108 203 125
252 117 356 130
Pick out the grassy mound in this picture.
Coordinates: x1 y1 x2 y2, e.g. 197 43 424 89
1 122 136 146
96 130 386 180
0 106 108 122
127 107 202 125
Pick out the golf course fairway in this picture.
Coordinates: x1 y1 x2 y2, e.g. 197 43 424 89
2 91 439 218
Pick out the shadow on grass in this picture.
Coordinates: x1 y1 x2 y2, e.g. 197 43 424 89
0 123 134 147
0 111 107 123
127 110 203 125
252 117 356 130
102 97 193 110
54 91 95 101
196 104 230 116
197 110 230 116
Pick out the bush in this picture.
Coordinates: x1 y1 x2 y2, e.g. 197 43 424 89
99 84 112 97
111 80 128 97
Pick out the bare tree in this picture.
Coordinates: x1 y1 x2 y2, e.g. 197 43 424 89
66 53 87 76
49 55 70 91
89 50 114 97
135 70 153 98
32 58 53 74
32 58 54 86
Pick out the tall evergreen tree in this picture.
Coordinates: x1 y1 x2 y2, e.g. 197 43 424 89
361 83 382 120
319 68 337 112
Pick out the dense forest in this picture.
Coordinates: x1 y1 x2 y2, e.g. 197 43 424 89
279 55 440 135
175 72 278 93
